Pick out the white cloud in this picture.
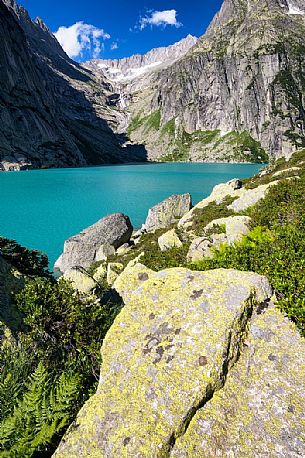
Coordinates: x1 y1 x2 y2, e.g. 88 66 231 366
138 9 182 30
110 42 118 50
54 22 110 59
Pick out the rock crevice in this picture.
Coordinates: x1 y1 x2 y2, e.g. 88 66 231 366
166 291 261 456
54 265 273 457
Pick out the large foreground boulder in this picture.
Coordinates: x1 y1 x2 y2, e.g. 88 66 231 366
173 304 305 457
54 213 133 274
144 194 192 232
54 264 274 457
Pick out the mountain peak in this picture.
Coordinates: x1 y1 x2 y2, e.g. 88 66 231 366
84 35 198 84
209 0 304 29
2 0 19 14
34 16 51 33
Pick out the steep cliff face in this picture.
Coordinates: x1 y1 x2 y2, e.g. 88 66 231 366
127 0 305 161
1 0 304 168
84 35 198 133
0 0 141 170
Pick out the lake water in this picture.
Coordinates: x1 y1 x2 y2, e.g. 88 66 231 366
0 163 263 268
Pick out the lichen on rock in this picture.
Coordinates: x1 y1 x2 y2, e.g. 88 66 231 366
144 194 192 232
158 229 183 251
54 264 272 458
172 305 305 457
64 268 97 293
187 215 252 262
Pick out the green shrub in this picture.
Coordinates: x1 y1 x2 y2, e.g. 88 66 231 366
141 243 189 271
15 277 121 376
192 176 305 337
0 277 122 456
0 238 50 278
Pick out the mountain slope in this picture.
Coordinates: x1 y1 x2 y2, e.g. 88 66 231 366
0 0 144 170
85 35 197 85
1 0 305 168
124 0 305 162
83 35 198 133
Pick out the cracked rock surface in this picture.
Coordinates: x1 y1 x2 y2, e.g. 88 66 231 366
54 264 273 457
172 304 305 457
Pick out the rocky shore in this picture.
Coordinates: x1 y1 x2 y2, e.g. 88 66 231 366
50 155 305 456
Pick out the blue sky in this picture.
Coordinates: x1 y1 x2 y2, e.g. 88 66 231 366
21 0 223 61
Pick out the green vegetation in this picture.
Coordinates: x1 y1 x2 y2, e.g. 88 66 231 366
191 197 236 236
219 131 269 163
141 243 189 271
0 237 50 278
128 109 268 163
127 110 161 136
204 223 226 238
0 274 122 456
161 118 176 136
127 113 145 136
145 110 161 131
192 172 305 336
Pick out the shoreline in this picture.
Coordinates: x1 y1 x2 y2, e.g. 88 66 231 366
0 160 268 173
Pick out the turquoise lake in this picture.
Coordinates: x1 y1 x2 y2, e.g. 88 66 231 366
0 163 263 269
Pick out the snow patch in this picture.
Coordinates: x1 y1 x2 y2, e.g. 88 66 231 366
108 68 122 74
101 60 163 82
287 2 304 15
128 61 163 77
220 129 231 137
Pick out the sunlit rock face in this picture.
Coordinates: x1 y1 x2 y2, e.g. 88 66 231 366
102 0 304 162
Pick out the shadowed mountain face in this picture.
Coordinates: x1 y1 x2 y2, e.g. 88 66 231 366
1 0 305 168
0 0 147 170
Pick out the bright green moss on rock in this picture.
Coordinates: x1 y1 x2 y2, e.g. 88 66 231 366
54 264 271 457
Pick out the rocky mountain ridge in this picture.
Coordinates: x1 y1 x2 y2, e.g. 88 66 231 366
121 0 305 162
1 0 305 168
84 35 197 86
0 0 146 170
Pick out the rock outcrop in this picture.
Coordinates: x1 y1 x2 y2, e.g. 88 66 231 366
124 0 305 162
54 213 133 274
84 35 197 100
187 215 251 262
0 0 146 170
178 178 280 231
204 215 251 244
54 263 275 457
172 304 305 457
144 194 192 232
